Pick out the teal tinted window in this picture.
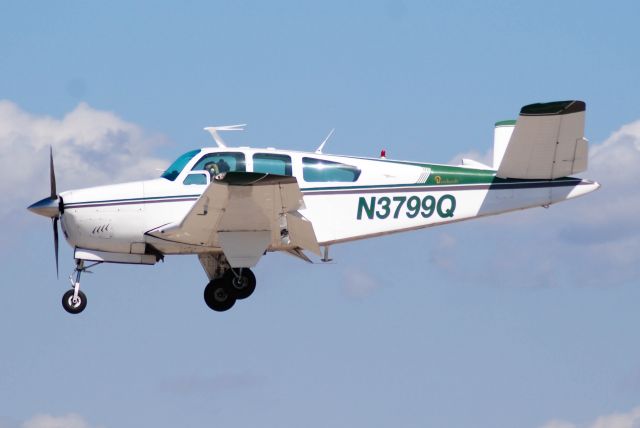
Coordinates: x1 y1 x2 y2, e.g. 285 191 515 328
253 153 292 176
183 172 208 185
161 149 201 181
192 152 246 178
302 157 361 182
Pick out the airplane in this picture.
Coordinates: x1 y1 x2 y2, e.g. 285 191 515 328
28 100 600 314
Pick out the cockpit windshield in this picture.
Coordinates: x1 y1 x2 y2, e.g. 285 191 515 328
161 149 201 181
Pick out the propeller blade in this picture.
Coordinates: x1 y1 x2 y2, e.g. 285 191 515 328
53 217 59 279
50 146 57 199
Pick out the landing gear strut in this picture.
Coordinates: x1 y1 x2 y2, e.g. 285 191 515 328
61 259 101 314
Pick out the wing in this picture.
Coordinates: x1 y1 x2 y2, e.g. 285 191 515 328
147 172 321 267
496 100 588 180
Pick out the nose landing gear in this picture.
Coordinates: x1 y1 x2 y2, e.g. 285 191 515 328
61 259 101 314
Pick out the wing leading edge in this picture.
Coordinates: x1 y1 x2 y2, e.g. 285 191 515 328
148 172 321 267
496 100 588 180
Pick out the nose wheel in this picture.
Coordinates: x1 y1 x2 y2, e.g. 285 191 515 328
62 289 87 314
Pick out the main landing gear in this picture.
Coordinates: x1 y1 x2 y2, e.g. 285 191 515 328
203 268 256 312
61 259 101 314
199 254 257 312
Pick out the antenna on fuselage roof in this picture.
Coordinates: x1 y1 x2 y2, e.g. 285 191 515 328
203 124 246 148
315 128 335 154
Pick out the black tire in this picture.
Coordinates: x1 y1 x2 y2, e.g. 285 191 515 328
204 279 236 312
223 268 256 300
62 289 87 314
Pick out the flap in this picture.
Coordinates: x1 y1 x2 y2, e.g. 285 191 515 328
285 212 321 255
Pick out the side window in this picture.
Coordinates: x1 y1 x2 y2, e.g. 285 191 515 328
253 153 292 176
191 152 246 179
183 172 208 185
302 157 361 182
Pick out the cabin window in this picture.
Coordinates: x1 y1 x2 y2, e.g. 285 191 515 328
253 153 292 176
192 152 246 179
183 172 208 185
302 157 361 182
161 149 201 181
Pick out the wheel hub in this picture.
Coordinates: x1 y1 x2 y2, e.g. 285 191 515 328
232 277 246 289
214 288 228 302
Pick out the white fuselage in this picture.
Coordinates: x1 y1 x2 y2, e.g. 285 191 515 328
58 147 599 257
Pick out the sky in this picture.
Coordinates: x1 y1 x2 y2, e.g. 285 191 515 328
1 1 640 427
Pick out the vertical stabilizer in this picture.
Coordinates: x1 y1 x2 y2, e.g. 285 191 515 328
496 100 588 179
493 120 516 169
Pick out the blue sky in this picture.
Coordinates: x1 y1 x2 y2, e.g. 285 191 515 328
1 1 640 427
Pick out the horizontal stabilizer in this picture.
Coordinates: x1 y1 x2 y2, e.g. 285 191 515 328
461 158 493 170
496 100 588 180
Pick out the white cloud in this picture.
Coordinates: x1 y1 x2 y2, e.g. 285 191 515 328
22 413 95 428
590 406 640 428
539 405 640 428
342 267 381 299
590 120 640 185
440 118 640 287
0 100 169 219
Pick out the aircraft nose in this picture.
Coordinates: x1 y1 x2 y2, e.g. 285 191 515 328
27 196 60 218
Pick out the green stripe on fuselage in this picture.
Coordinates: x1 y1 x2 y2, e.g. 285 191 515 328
336 155 580 187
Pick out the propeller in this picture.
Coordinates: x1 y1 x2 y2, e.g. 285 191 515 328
53 217 59 277
27 146 62 278
50 145 57 199
50 146 59 278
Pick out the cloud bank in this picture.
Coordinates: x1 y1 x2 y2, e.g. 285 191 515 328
22 413 96 428
0 100 169 220
540 405 640 428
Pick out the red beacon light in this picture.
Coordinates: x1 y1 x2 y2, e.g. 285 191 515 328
380 149 386 159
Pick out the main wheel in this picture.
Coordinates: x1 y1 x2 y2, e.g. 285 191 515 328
204 280 236 312
223 268 256 300
62 289 87 314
